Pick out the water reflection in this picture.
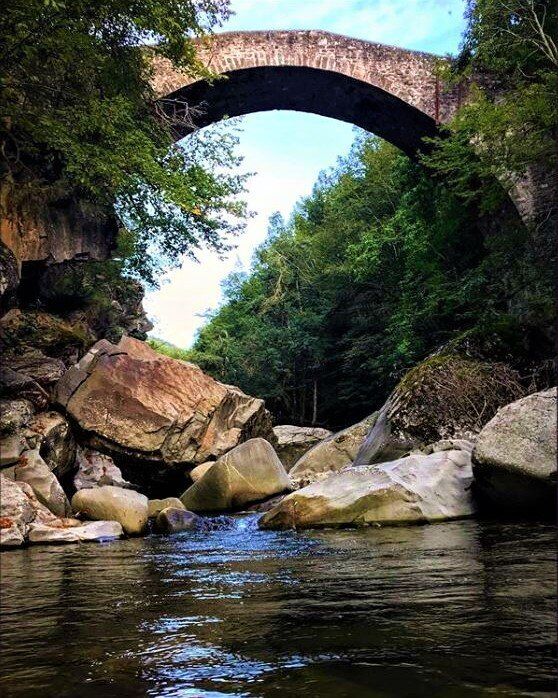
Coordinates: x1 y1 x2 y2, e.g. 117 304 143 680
0 518 555 697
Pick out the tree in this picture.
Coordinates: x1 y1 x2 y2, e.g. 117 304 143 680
0 0 249 284
423 0 557 213
188 134 554 428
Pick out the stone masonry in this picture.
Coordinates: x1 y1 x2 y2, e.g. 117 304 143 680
151 30 462 124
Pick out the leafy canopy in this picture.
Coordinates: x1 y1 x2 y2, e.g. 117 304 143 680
0 0 249 284
424 0 557 211
186 134 553 428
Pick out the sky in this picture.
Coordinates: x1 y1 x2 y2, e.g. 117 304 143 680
144 0 467 348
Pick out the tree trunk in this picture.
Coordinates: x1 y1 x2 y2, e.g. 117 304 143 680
312 379 318 425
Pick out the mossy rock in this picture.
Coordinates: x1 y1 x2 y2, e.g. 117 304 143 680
355 352 524 467
388 352 524 444
0 309 94 360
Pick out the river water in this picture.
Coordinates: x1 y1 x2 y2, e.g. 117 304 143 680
0 517 555 697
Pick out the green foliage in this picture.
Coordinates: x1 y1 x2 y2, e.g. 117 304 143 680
147 337 196 362
0 0 249 284
424 0 557 211
190 135 554 428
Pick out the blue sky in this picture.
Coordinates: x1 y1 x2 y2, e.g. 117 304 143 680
144 0 467 348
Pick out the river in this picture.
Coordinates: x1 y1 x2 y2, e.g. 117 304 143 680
0 517 555 697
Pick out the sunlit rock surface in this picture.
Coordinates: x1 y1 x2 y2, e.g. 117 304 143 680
181 438 291 512
71 485 148 535
260 449 474 530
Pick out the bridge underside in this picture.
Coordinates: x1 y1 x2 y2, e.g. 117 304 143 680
162 66 439 157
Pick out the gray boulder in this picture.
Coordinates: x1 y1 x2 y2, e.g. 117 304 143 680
180 438 291 512
355 353 523 467
260 449 474 530
14 449 71 517
28 411 76 479
154 507 200 533
0 474 60 547
71 485 148 535
0 475 36 547
73 446 134 491
472 388 557 514
273 425 333 471
0 433 27 467
289 413 377 485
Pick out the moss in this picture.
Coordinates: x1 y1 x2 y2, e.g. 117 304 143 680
0 309 93 357
389 352 524 443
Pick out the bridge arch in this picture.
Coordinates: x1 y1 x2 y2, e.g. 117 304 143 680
151 30 462 156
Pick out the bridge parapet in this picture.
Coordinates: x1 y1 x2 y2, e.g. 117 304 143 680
151 30 462 123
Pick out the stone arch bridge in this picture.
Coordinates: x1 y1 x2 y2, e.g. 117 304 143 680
151 30 465 156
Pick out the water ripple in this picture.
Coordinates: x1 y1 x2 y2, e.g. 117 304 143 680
0 519 555 697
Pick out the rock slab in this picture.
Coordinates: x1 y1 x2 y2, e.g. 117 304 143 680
27 520 123 544
260 449 474 530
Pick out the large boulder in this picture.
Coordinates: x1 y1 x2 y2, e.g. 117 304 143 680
55 336 275 492
0 474 61 547
71 485 148 535
180 438 291 512
273 425 333 471
28 411 76 479
73 446 134 491
260 449 475 530
14 449 71 517
472 388 557 514
289 413 377 485
355 353 524 466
